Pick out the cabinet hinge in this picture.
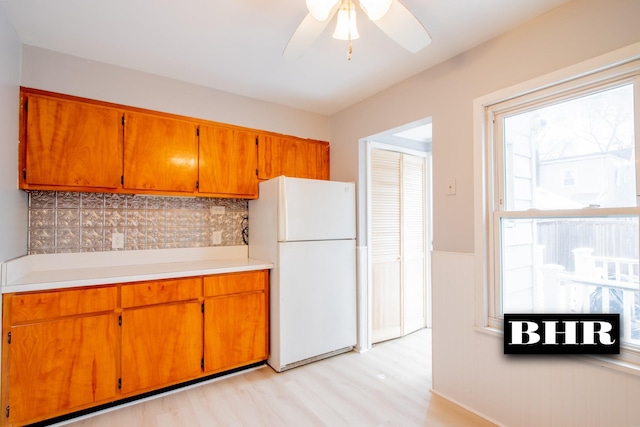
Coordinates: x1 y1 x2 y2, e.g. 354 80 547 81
255 168 258 177
201 302 204 313
118 315 122 326
5 405 8 419
196 181 199 190
118 378 122 390
121 176 124 185
196 128 200 137
201 358 204 371
22 169 26 180
24 100 28 111
6 332 10 344
122 115 125 126
255 136 258 145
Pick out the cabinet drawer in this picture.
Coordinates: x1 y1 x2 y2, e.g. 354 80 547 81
121 277 201 308
204 270 267 297
10 286 117 323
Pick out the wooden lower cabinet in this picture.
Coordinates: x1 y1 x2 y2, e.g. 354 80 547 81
204 271 268 373
7 314 118 424
1 270 269 426
2 286 119 426
121 302 203 394
204 292 267 373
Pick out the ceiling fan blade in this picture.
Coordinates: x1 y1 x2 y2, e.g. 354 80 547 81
283 11 336 58
371 0 431 53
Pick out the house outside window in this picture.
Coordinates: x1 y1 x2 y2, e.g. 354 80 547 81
483 58 640 363
562 169 576 187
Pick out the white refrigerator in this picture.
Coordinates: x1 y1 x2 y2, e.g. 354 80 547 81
248 176 357 372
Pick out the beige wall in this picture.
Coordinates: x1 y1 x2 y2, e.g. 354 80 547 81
329 0 640 254
329 1 640 425
0 5 27 263
21 45 330 142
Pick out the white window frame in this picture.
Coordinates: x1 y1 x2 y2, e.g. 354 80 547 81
473 42 640 373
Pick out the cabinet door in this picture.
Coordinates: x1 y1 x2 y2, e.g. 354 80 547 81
123 112 198 192
317 141 330 180
295 140 330 180
121 302 202 394
204 291 267 373
199 125 258 197
257 134 329 180
8 314 117 424
24 94 122 189
257 134 298 179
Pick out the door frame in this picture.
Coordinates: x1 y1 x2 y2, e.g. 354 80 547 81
360 140 432 351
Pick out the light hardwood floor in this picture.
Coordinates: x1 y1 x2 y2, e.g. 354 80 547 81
63 329 496 427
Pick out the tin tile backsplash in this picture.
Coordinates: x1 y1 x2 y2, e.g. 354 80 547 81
28 191 248 254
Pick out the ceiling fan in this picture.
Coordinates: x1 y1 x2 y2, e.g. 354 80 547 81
283 0 432 59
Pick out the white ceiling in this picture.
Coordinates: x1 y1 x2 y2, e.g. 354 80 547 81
3 0 567 115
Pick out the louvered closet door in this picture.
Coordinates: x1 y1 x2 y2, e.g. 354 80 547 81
402 154 426 335
371 149 402 343
371 148 427 343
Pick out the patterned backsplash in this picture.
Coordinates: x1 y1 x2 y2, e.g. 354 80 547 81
28 191 248 255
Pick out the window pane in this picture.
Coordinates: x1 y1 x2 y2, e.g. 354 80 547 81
503 84 636 210
501 216 640 345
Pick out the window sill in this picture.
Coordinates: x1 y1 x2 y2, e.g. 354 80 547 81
474 324 640 377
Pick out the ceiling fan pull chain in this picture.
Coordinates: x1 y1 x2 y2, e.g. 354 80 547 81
348 40 352 60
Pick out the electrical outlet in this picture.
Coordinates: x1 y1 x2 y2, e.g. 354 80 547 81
112 232 125 249
210 206 225 215
212 231 222 245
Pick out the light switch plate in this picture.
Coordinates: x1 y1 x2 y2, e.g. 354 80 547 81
210 206 225 215
112 232 124 249
212 231 222 245
447 177 456 195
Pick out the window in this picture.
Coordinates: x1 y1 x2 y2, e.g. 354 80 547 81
485 58 640 360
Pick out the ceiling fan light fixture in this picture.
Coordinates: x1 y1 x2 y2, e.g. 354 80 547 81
332 1 359 41
358 0 392 21
306 0 340 21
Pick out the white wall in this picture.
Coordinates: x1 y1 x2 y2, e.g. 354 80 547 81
329 0 640 425
21 46 330 142
0 5 27 263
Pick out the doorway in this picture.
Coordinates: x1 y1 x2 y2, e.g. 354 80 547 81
361 119 432 347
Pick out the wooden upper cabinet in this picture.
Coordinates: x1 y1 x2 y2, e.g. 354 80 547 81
18 88 330 197
199 125 258 197
123 112 198 193
22 93 122 189
296 139 330 180
257 133 329 180
256 133 296 180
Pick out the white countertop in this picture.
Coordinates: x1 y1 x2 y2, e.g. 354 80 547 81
1 246 273 293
